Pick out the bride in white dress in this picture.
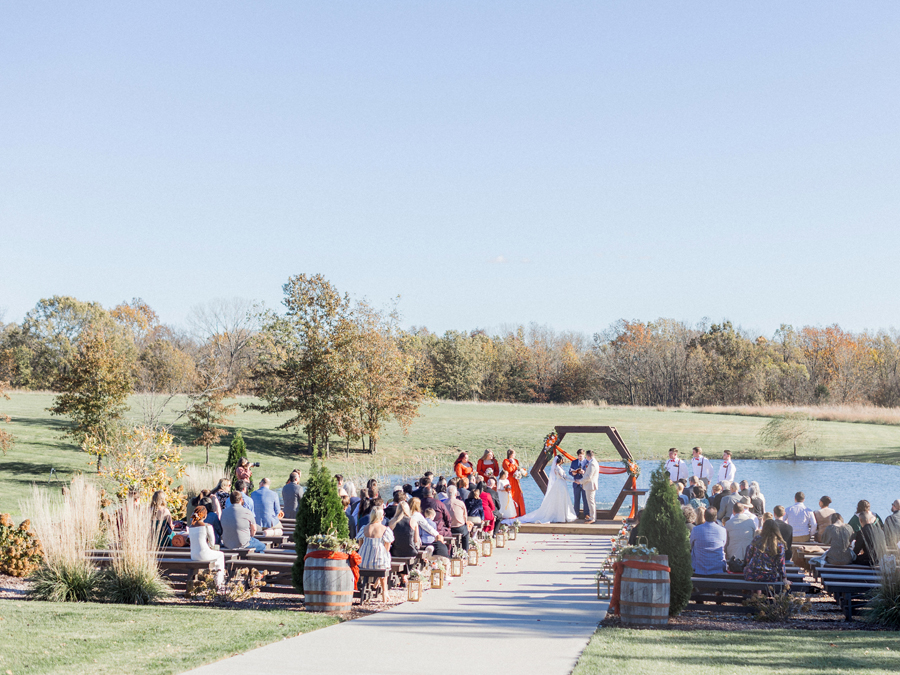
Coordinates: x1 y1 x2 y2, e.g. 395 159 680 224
505 455 577 524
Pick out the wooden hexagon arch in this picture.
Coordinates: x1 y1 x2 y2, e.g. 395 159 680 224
530 425 643 521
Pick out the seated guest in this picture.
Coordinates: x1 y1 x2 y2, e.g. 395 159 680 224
197 496 223 545
689 485 709 513
814 496 835 533
250 478 282 532
682 505 697 533
725 503 757 561
675 482 689 506
150 490 175 547
785 492 816 543
689 476 707 500
225 480 255 516
743 519 786 582
388 502 418 586
709 483 724 509
885 499 900 553
188 506 225 587
342 495 358 539
420 487 453 537
772 505 793 550
411 475 432 501
221 491 266 553
848 500 884 533
739 497 760 529
384 486 406 520
690 508 727 575
357 505 393 600
483 478 502 511
334 474 347 498
718 483 741 524
852 510 887 567
464 487 484 525
446 485 472 552
457 477 471 502
210 479 232 513
738 480 750 497
748 484 766 517
819 513 855 565
479 485 496 533
409 497 449 558
282 471 304 519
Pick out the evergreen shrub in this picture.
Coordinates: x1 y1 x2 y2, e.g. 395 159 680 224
225 430 248 485
638 463 693 615
292 455 349 592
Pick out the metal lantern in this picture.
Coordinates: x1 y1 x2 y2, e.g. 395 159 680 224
596 572 612 600
495 530 506 548
467 546 480 566
430 567 445 589
450 558 464 577
408 579 423 602
481 537 493 557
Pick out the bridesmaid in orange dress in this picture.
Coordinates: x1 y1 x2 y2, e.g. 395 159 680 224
502 449 527 517
454 452 475 481
476 449 501 481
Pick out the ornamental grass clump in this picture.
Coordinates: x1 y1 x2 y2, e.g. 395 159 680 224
0 513 44 577
98 500 171 605
745 588 812 622
638 464 693 615
182 463 227 508
24 476 103 602
864 555 900 629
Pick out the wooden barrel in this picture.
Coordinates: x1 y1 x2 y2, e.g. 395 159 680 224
619 554 670 626
302 548 355 613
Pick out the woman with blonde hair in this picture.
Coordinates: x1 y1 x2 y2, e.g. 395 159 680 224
409 497 448 559
211 478 231 513
356 505 393 601
477 450 501 481
150 490 174 546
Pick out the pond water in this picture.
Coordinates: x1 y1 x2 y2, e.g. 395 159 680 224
518 459 900 519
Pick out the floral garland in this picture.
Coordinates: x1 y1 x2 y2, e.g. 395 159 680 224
306 532 359 553
543 430 558 449
623 459 640 478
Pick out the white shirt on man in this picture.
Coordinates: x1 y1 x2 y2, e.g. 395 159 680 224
785 501 817 537
665 458 689 482
718 460 736 484
692 456 714 482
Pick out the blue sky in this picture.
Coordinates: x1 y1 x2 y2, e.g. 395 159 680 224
2 3 899 336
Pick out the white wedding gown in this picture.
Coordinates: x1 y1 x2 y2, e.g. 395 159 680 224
505 462 577 524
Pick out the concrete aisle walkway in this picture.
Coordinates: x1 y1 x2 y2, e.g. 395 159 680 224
184 534 611 675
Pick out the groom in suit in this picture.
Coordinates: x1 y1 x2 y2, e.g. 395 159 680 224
578 451 599 523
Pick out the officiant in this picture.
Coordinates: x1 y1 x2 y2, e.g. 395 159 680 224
569 448 588 520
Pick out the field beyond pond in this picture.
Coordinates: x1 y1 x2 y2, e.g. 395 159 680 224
2 392 900 518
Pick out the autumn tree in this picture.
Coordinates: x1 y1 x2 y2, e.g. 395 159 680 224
49 326 134 467
251 274 360 456
350 301 428 453
187 357 236 465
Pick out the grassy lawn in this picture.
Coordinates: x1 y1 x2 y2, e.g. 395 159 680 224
0 600 339 675
574 627 900 675
2 392 900 518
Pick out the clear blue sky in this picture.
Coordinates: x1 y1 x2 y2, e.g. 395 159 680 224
3 3 899 337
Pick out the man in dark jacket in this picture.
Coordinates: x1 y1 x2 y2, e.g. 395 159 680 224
773 505 794 551
420 487 452 537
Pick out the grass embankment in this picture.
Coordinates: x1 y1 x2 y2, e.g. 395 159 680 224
0 600 339 675
3 393 900 518
574 627 900 675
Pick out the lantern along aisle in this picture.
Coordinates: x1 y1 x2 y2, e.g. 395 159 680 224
450 557 464 577
508 522 518 541
407 571 423 602
614 552 670 627
495 528 506 548
467 545 480 566
303 534 360 614
481 537 493 557
430 566 445 589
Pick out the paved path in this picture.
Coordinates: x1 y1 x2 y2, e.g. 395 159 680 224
184 534 611 675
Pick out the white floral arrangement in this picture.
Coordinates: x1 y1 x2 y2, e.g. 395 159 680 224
514 468 528 480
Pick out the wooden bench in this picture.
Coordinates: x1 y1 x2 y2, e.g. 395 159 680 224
357 568 390 603
226 556 297 595
689 574 810 613
813 564 881 619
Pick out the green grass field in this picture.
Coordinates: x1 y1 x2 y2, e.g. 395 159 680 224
573 627 900 675
0 600 338 675
2 392 900 519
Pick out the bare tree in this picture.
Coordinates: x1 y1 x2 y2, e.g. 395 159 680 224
188 298 258 392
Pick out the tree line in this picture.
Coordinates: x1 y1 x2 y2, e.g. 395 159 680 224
2 280 900 457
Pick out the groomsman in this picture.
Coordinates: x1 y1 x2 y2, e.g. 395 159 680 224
665 448 689 482
718 450 737 484
691 447 714 485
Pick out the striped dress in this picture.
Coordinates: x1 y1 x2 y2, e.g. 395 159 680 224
357 527 394 570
